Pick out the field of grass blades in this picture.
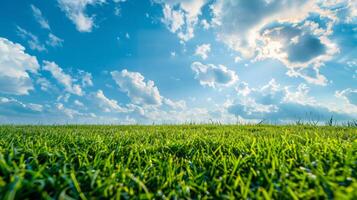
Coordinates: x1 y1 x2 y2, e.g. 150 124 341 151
0 125 356 199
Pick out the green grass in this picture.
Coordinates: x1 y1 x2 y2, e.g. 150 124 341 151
0 125 356 199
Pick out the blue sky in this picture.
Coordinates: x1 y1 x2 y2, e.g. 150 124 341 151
0 0 356 124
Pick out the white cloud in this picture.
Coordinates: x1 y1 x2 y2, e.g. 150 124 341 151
36 77 53 92
56 103 80 119
191 62 238 88
74 100 85 107
57 0 106 32
347 59 357 68
113 0 127 16
55 102 96 120
195 43 211 60
162 5 185 34
46 33 64 47
31 5 64 48
111 69 163 106
201 19 211 30
78 70 93 87
16 26 46 52
93 90 127 112
163 98 186 110
57 93 71 103
283 83 316 105
156 0 207 41
234 56 242 63
42 61 83 96
336 88 357 105
0 37 40 95
31 4 51 30
235 82 251 97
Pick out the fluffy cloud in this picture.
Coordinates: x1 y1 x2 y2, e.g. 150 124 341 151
156 0 207 41
42 61 83 96
195 43 211 60
93 90 127 112
227 79 354 122
31 4 51 30
0 37 40 95
111 69 163 106
57 0 106 32
191 62 238 88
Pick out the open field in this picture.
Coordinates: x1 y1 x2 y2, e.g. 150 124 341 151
0 125 356 199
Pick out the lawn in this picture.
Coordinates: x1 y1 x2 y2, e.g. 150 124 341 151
0 125 356 199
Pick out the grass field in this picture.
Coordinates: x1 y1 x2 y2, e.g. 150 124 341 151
0 125 356 199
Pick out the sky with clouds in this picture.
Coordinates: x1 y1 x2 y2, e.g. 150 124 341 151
0 0 356 124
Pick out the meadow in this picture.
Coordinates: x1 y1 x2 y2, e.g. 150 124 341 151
0 125 356 199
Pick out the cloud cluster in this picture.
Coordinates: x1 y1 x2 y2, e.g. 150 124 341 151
227 79 353 122
78 70 93 87
31 4 51 30
106 69 190 120
46 33 64 48
57 0 106 32
21 6 63 51
156 0 207 41
16 26 47 52
210 0 343 85
154 0 353 85
111 69 163 106
191 62 238 88
195 43 211 60
42 61 84 96
93 90 127 112
0 37 40 95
